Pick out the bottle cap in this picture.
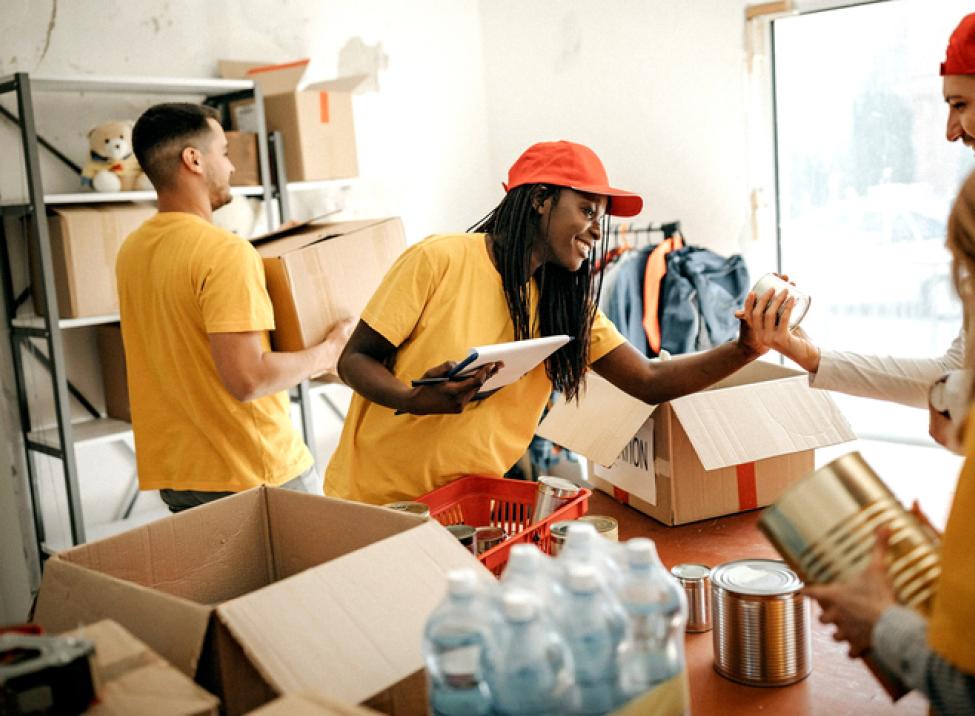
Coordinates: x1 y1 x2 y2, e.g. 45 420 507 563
447 569 478 597
567 563 600 593
501 589 537 621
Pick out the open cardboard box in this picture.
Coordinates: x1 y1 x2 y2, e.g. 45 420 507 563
537 361 855 525
252 216 406 353
34 487 486 715
218 59 365 181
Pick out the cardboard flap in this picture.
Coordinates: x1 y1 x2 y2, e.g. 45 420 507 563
302 74 370 94
33 559 211 677
251 218 388 255
536 373 657 467
216 521 485 704
670 375 855 470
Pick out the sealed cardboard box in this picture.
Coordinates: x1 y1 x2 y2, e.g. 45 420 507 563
65 619 219 715
19 204 155 318
96 323 130 422
226 131 260 186
252 217 406 352
219 59 365 182
537 361 855 525
33 487 485 715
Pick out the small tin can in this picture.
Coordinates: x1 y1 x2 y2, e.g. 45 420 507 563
549 519 583 556
671 563 712 633
445 524 477 555
474 526 506 554
382 501 431 520
532 476 580 524
578 515 619 542
751 272 811 328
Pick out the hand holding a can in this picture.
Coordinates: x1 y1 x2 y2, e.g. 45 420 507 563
801 526 898 658
737 273 822 373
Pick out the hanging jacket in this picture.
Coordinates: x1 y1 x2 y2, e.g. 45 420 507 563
601 247 655 356
658 246 750 355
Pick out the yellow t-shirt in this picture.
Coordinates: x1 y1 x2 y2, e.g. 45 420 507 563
927 404 975 675
324 233 626 504
116 212 312 492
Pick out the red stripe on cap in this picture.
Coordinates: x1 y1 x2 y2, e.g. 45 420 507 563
736 462 758 511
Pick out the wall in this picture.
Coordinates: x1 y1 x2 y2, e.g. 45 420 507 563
0 1 763 622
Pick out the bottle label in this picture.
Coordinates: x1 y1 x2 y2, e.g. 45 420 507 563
442 645 480 686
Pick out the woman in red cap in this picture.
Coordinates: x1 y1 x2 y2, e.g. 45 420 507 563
744 16 975 714
323 140 767 506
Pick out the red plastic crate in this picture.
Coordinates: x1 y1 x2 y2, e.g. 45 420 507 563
417 475 590 575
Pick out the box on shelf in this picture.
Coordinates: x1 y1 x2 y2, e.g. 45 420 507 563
15 204 155 318
252 217 406 353
33 487 486 715
226 131 261 186
96 323 130 422
65 619 220 716
537 361 855 525
218 59 365 182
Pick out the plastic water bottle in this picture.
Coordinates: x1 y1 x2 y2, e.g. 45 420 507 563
487 588 574 715
501 543 565 609
556 523 625 593
423 570 497 716
562 563 626 715
615 538 688 705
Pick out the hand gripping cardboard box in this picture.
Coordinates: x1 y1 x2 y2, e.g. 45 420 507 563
33 487 487 715
65 619 219 715
219 59 366 182
252 217 406 353
537 361 856 525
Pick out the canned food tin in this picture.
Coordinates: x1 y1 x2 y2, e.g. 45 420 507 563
751 272 811 328
578 515 619 542
671 563 712 633
382 501 431 520
532 476 580 524
711 559 811 687
549 519 582 556
474 526 506 554
445 524 477 555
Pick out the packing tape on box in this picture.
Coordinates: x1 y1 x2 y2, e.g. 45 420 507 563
735 462 758 511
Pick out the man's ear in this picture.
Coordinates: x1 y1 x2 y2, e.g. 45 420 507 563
181 146 202 173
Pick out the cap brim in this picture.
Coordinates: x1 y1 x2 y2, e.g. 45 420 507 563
571 185 644 217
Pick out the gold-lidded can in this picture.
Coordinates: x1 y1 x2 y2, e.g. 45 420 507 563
383 501 431 520
671 563 712 633
578 515 619 541
445 524 477 555
711 558 811 687
474 526 506 555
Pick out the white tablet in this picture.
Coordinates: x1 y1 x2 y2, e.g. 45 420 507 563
455 335 572 394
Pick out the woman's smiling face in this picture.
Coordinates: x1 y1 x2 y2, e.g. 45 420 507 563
532 188 607 273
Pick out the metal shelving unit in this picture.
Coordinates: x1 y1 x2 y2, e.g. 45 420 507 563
0 72 319 566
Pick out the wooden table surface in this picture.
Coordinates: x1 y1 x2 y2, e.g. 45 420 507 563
589 491 928 716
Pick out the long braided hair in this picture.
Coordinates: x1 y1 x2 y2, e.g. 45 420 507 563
469 184 610 401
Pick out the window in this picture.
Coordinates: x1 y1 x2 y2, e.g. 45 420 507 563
772 0 970 441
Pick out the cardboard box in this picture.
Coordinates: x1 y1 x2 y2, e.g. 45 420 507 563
537 361 855 525
21 204 155 318
219 59 365 182
96 323 130 422
65 619 219 715
252 217 406 352
249 693 380 715
226 131 261 186
33 487 485 715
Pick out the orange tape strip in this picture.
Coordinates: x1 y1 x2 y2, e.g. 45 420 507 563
613 486 630 505
319 91 330 123
736 462 758 511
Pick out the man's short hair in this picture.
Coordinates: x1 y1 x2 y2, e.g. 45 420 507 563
132 103 220 190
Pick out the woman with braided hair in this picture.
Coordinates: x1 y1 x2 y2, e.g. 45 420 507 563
324 140 767 505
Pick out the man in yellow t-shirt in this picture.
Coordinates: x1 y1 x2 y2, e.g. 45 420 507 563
119 103 352 512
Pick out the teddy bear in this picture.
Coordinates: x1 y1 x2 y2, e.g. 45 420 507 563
82 120 153 192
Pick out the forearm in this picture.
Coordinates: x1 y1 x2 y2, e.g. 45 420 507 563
596 340 757 406
873 605 975 713
338 351 412 411
241 343 335 400
812 351 959 408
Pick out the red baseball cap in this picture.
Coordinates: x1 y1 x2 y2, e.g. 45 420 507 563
941 13 975 76
504 140 644 217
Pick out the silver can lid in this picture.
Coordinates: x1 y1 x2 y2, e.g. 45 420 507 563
537 476 580 497
711 559 802 596
446 524 476 542
671 563 710 581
